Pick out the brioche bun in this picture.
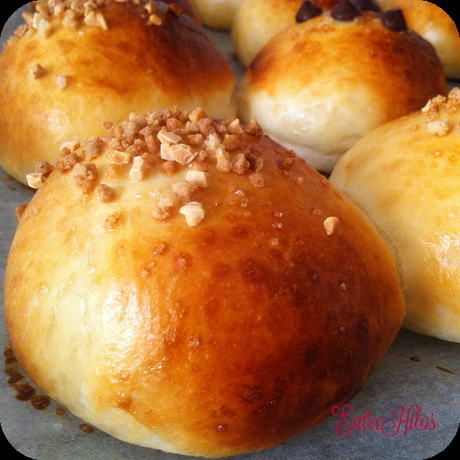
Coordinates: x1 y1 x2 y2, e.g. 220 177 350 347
237 9 446 173
330 88 460 343
0 0 236 186
5 108 405 457
232 0 460 79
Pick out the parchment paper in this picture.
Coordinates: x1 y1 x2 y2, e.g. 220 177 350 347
1 5 459 459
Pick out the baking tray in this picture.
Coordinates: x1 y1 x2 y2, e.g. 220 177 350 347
1 5 459 459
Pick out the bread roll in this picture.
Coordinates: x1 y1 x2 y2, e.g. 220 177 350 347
4 107 405 457
0 0 236 186
330 88 460 343
232 0 460 78
377 0 460 79
237 7 446 173
190 0 243 29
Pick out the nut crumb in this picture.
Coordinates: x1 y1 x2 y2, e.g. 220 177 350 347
248 172 264 188
56 75 71 89
186 170 208 188
179 201 205 226
324 216 340 236
95 184 116 203
426 119 452 136
129 156 149 181
30 63 46 79
72 162 97 193
104 212 123 231
152 195 175 221
15 204 28 221
189 108 208 124
26 172 46 189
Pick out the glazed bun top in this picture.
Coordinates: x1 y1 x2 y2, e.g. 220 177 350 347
377 0 460 79
6 107 405 457
237 6 446 172
330 87 460 342
0 0 236 185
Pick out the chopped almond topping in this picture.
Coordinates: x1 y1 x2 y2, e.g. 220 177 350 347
30 63 46 79
223 134 239 150
104 211 123 231
189 108 208 124
227 118 244 135
148 13 162 25
35 161 54 175
168 144 197 165
232 153 250 175
216 149 232 172
324 216 340 236
60 140 80 154
180 201 205 227
152 195 175 221
186 170 208 188
129 156 149 181
56 75 71 89
249 172 264 188
108 149 132 165
158 129 182 145
172 181 197 202
72 162 97 193
95 184 116 203
245 119 263 136
26 172 47 189
83 10 108 29
426 119 453 136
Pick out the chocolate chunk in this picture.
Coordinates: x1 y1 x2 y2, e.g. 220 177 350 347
296 1 323 23
350 0 380 12
331 0 361 21
381 9 407 32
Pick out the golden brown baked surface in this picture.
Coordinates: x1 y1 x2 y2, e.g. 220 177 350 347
237 9 446 173
377 0 460 79
331 88 460 343
0 0 236 185
232 0 460 78
4 108 405 457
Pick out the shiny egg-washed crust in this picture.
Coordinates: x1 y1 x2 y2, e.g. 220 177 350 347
0 0 236 185
232 0 341 67
377 0 460 79
232 0 460 78
237 11 446 173
330 88 460 343
4 108 405 457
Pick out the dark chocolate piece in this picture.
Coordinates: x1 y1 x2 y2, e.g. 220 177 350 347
296 1 323 23
381 9 407 32
331 0 361 21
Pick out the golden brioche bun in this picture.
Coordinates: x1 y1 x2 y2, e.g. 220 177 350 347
377 0 460 79
0 0 236 186
330 88 460 343
237 9 446 173
5 107 405 457
189 0 243 30
232 0 460 78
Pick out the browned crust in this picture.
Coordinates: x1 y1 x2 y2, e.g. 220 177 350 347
5 107 404 456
